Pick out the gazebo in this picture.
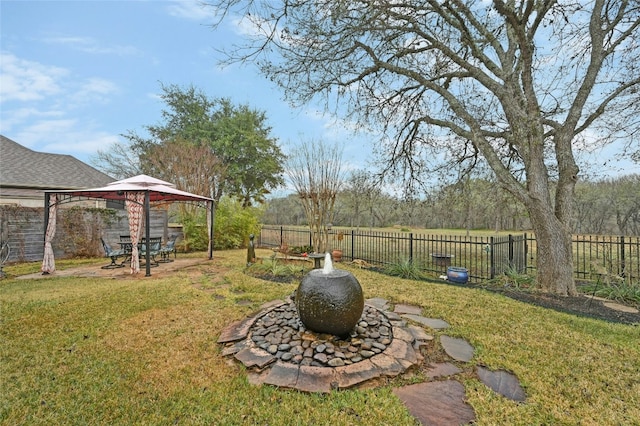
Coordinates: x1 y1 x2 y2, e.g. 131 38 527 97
41 174 214 277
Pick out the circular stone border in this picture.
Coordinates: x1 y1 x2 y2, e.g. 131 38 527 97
218 297 428 392
250 301 392 367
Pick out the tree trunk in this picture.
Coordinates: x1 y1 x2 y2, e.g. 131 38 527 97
529 204 577 296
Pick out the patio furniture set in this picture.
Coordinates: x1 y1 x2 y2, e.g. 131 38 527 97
100 235 178 269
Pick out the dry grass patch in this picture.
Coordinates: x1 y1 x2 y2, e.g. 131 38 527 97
102 302 237 389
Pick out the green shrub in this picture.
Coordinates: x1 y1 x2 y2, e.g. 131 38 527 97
213 197 261 250
180 197 262 251
181 212 209 251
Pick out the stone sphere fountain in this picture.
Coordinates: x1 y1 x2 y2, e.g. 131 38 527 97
295 253 364 337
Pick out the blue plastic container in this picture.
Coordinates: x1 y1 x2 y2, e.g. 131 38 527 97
447 267 469 284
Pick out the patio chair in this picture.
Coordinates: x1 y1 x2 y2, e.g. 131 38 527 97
158 235 178 263
100 238 126 269
140 237 162 267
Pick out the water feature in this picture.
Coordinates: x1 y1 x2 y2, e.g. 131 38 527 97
322 252 333 274
218 252 431 392
295 252 365 337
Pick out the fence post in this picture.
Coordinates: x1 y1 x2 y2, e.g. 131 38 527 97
620 235 626 278
508 234 514 269
351 229 355 261
409 233 413 263
490 236 495 279
524 233 528 273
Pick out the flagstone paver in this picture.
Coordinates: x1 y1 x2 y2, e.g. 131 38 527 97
407 324 434 341
234 347 277 369
394 304 423 315
334 359 380 388
220 340 249 357
218 316 258 343
477 366 527 402
440 335 475 362
365 297 390 310
393 380 476 426
384 311 403 322
426 362 463 378
402 314 450 330
368 353 406 377
296 366 336 393
264 361 300 388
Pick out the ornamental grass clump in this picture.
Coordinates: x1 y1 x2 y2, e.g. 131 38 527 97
384 257 426 280
582 277 640 308
246 257 308 282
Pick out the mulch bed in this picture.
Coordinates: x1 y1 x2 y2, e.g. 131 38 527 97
489 289 639 325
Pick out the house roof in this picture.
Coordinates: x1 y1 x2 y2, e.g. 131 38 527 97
0 135 115 189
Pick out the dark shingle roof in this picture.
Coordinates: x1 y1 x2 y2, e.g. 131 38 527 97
0 135 115 189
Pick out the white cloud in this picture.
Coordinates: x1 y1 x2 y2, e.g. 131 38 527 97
47 132 121 156
0 51 124 161
166 0 211 21
68 78 120 106
0 107 63 133
0 52 67 102
15 119 120 157
301 107 373 143
42 36 139 56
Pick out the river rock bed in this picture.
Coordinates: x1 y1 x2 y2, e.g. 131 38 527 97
249 300 393 367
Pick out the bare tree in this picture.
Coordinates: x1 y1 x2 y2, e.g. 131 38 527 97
91 141 142 179
344 170 383 229
209 0 640 295
287 141 345 253
145 137 227 218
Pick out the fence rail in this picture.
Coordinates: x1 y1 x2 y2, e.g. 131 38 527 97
522 234 640 285
258 226 639 285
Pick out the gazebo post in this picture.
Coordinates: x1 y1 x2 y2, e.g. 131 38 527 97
208 200 214 260
43 192 50 244
144 191 151 277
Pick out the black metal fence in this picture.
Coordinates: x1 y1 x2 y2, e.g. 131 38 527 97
258 226 528 284
258 226 639 285
525 234 640 284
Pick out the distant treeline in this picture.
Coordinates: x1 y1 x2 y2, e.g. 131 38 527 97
263 174 639 235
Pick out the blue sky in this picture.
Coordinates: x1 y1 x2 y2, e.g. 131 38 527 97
0 0 372 183
1 0 638 185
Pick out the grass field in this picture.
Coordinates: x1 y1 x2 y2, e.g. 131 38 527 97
1 249 639 425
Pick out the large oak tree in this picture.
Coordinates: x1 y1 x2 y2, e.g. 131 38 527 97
210 0 640 295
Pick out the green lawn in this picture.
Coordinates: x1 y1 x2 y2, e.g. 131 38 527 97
1 249 638 425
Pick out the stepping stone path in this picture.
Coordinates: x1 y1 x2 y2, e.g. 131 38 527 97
218 298 527 425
